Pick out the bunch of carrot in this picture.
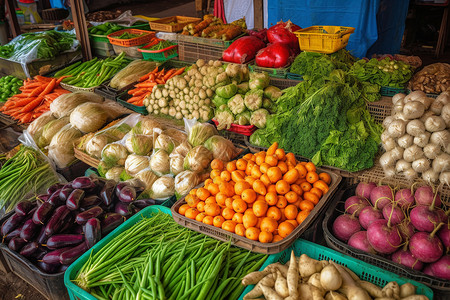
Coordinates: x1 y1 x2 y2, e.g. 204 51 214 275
125 66 185 106
0 75 70 124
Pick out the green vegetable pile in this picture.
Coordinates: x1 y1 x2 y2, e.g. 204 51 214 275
116 32 146 39
74 210 266 300
250 70 383 172
349 58 413 88
55 52 130 88
0 146 59 213
0 76 22 102
0 30 78 61
147 40 176 51
88 22 123 36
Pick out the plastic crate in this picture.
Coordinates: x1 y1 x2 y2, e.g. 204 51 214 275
107 29 155 47
380 86 406 97
286 72 304 81
323 184 449 294
60 82 97 93
239 239 433 300
112 44 143 59
149 16 201 32
171 169 342 254
128 22 151 31
116 91 148 115
211 119 256 137
139 43 178 62
64 205 171 300
366 96 393 124
0 211 70 300
270 77 301 89
294 26 355 54
94 78 137 101
249 64 290 78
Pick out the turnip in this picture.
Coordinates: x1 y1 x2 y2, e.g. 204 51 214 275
332 214 361 242
422 264 434 276
391 249 424 271
414 185 442 207
409 223 444 263
397 219 415 240
367 219 403 254
410 205 443 232
355 182 376 200
394 188 415 209
348 231 375 254
369 185 393 210
344 196 370 217
359 206 383 229
438 225 450 253
382 203 405 225
429 255 450 280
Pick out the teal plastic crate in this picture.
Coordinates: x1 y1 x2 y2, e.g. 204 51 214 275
116 91 148 115
249 64 289 78
64 205 171 300
286 72 303 81
380 86 406 97
239 239 433 300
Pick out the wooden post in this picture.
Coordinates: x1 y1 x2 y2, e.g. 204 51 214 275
254 0 263 29
69 0 92 60
5 0 20 37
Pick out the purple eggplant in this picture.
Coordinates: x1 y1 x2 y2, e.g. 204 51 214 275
59 187 74 201
33 202 54 224
118 186 136 203
133 199 156 209
115 202 131 217
72 224 84 235
20 219 41 241
42 247 72 264
58 213 75 234
47 183 65 195
36 226 48 244
35 246 49 260
1 213 25 236
27 207 37 217
80 195 102 208
46 234 84 250
3 226 22 243
75 206 103 225
47 189 64 206
8 237 27 252
72 176 96 190
59 242 88 265
19 242 39 258
36 261 60 274
57 264 70 272
84 218 101 249
115 182 130 198
100 180 116 206
37 194 50 202
44 205 70 236
101 213 125 236
131 206 141 214
66 189 85 211
15 201 35 216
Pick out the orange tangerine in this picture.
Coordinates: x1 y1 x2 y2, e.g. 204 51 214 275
278 221 295 238
242 213 258 229
178 204 190 215
213 215 225 227
232 198 247 213
204 203 221 216
235 223 246 236
203 215 214 225
260 217 278 233
241 189 257 204
245 227 260 241
222 207 235 220
222 220 237 232
258 231 273 243
232 212 244 224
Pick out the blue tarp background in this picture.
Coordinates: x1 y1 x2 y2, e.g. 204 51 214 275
267 0 409 58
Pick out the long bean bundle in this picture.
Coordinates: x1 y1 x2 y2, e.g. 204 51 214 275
74 211 267 300
0 146 59 212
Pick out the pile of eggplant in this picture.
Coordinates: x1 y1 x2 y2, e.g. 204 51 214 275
1 175 157 274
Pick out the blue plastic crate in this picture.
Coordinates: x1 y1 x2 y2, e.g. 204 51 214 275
380 86 406 97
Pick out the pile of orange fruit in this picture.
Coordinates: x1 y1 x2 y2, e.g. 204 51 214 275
177 142 332 243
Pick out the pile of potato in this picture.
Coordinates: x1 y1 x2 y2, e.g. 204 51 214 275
408 63 450 94
241 251 429 300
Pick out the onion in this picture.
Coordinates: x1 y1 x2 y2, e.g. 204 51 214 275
420 110 436 123
424 116 446 132
441 103 450 127
423 143 442 159
436 91 450 105
394 112 408 122
412 158 430 173
381 131 391 143
406 119 425 137
383 116 395 129
383 138 396 151
409 224 444 263
413 132 430 147
414 185 442 207
430 130 450 148
393 103 404 114
382 203 405 225
439 171 450 186
403 101 425 119
392 93 406 105
398 219 415 239
379 152 396 169
430 101 444 115
403 145 424 163
344 196 370 216
348 231 375 254
403 168 418 181
429 255 450 280
432 153 450 173
395 159 411 173
359 206 383 229
394 188 415 209
422 169 439 184
356 182 376 199
367 219 403 254
332 214 361 242
397 134 413 149
391 146 404 161
392 249 424 271
388 120 406 138
404 90 426 102
384 167 396 178
415 96 433 110
370 185 393 210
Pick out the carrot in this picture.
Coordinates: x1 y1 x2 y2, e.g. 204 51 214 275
34 75 52 82
135 82 157 88
28 84 48 97
169 67 186 79
20 82 40 89
127 88 141 95
131 89 148 97
14 93 32 98
139 67 158 82
56 75 71 84
155 78 165 84
9 97 36 107
148 73 156 82
19 113 33 124
163 69 176 81
38 78 56 96
20 96 45 113
127 95 142 103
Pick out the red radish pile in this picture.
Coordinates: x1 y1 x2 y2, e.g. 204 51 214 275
332 181 450 280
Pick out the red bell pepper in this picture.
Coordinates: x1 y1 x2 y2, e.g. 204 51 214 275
222 36 266 64
267 20 301 54
255 42 292 68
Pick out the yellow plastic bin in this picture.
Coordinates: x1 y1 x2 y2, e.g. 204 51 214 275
294 25 355 54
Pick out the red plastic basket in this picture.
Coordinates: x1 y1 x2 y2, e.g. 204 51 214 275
212 119 256 136
107 29 155 47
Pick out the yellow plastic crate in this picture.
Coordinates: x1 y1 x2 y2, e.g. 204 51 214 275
294 25 355 54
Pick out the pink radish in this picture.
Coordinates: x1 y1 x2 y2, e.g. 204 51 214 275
332 214 361 242
415 186 441 207
382 203 405 225
429 255 450 280
423 264 434 276
359 206 383 229
409 223 444 263
438 225 450 253
370 185 393 210
348 231 375 254
367 219 403 254
397 219 415 240
394 188 415 209
356 182 376 199
344 196 370 217
392 249 424 271
410 187 444 233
